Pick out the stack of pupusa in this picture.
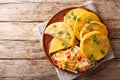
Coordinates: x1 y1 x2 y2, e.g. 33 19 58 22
45 8 109 73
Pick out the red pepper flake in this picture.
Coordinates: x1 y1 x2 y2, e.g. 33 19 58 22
53 60 57 64
77 56 82 61
79 69 84 73
65 51 71 59
67 55 71 59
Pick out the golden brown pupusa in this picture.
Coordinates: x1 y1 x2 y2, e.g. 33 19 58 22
80 31 110 61
45 22 75 45
80 21 108 40
74 11 101 40
64 8 88 29
49 38 79 54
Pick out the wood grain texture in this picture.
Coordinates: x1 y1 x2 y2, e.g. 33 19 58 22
105 20 120 39
94 0 120 21
0 3 81 22
77 59 120 80
0 40 46 59
0 39 118 59
0 20 119 41
0 0 118 22
111 39 120 58
0 0 119 80
0 22 40 40
0 77 58 80
0 60 58 79
0 0 87 3
0 59 118 80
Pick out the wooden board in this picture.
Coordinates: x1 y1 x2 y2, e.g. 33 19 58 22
0 0 87 3
0 22 40 40
0 0 118 22
0 0 119 80
0 3 81 22
0 21 119 41
0 39 118 59
0 60 58 79
0 40 46 59
77 59 120 80
0 59 118 80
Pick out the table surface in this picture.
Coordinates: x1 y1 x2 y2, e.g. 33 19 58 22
0 0 119 80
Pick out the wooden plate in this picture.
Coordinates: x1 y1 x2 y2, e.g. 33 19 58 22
42 7 108 74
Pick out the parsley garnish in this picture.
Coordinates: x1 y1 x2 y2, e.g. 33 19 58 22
77 18 81 22
100 49 105 54
92 34 100 44
88 54 93 59
62 43 67 48
72 56 76 61
68 16 71 19
64 61 69 69
71 52 77 62
58 31 63 34
71 11 74 16
75 67 79 72
86 18 91 23
69 11 77 20
66 32 71 39
86 25 92 31
78 30 81 33
53 25 56 28
73 16 76 20
88 54 95 62
88 55 96 68
74 53 77 57
67 32 70 36
68 36 71 39
92 34 97 41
